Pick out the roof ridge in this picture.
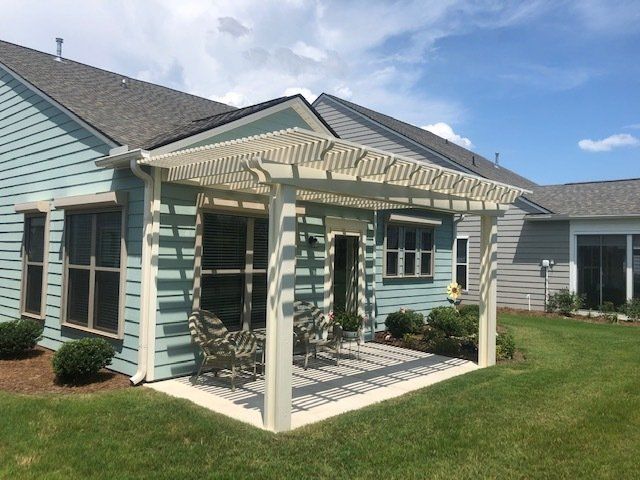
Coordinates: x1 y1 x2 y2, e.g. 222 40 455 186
0 38 235 111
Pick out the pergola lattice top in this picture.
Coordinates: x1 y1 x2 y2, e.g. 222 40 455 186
135 128 528 212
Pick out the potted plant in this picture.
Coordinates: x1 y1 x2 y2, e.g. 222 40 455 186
331 310 364 340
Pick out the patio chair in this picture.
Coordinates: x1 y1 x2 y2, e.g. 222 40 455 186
188 309 258 391
293 301 342 369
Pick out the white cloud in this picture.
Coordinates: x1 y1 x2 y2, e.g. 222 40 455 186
578 133 640 152
217 17 251 37
422 122 473 149
0 0 563 121
283 87 316 102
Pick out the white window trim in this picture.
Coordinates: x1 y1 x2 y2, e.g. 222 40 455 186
324 217 368 317
60 207 128 339
383 222 435 279
20 211 50 320
455 236 470 292
193 207 268 331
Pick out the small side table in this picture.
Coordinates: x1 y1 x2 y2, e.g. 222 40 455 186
340 331 361 360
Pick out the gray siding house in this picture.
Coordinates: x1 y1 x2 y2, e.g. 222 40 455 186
314 94 639 311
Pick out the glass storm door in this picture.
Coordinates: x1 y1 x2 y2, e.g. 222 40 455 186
577 235 627 309
333 234 359 313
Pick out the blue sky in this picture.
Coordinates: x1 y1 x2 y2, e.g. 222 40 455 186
1 0 639 185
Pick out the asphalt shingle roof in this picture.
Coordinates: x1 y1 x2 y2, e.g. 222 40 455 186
527 178 640 216
317 93 538 190
0 39 236 148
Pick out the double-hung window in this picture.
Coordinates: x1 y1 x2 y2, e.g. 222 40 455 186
455 237 469 290
384 223 434 278
63 209 125 336
200 212 268 331
22 214 47 317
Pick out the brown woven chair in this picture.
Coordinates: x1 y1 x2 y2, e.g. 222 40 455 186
293 301 342 369
188 309 258 390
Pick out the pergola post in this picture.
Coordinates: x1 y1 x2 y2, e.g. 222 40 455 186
264 183 297 432
478 214 498 367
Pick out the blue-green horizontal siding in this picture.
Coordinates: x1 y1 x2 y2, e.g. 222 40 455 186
374 210 454 328
0 68 144 377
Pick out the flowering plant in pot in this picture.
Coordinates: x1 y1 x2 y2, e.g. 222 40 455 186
330 310 364 340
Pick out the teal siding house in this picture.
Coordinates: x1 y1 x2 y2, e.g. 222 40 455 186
0 40 523 431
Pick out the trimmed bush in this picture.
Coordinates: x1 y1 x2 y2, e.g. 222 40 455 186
547 289 582 316
496 332 516 360
52 338 115 383
428 306 476 337
385 309 424 339
0 319 43 358
457 304 479 318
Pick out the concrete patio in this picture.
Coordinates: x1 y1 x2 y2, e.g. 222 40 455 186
147 342 478 430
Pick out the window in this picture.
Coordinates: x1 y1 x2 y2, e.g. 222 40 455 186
22 214 47 317
456 237 469 290
200 212 268 331
384 223 434 278
577 235 627 309
63 210 125 336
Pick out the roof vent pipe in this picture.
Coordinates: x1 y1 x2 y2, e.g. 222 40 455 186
494 152 500 168
55 37 63 61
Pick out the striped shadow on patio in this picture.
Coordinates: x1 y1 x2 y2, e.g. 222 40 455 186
146 342 478 430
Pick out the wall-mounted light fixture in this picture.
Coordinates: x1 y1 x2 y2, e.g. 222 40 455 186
307 236 318 247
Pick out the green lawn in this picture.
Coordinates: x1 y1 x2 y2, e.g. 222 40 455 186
2 314 639 479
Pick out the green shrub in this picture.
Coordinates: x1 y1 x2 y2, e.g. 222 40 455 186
52 338 115 383
600 301 616 313
496 332 516 360
0 319 43 358
621 299 640 321
457 304 479 318
428 336 462 357
547 289 582 315
428 306 476 337
385 309 424 339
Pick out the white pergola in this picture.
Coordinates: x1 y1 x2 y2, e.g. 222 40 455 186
99 127 527 432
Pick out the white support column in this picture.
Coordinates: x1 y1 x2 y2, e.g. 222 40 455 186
478 215 498 368
264 183 297 432
626 234 633 302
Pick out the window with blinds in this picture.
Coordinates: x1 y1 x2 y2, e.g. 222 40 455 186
22 214 46 316
201 213 268 331
63 209 124 335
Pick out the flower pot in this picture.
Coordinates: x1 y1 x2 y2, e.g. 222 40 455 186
342 330 359 341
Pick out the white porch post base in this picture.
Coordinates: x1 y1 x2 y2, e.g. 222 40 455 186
264 183 296 432
478 215 498 368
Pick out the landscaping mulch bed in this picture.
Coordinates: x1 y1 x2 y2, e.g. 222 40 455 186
0 346 130 395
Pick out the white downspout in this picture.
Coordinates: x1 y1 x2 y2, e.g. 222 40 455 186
130 158 154 385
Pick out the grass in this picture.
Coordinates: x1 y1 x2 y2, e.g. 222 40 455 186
1 313 640 479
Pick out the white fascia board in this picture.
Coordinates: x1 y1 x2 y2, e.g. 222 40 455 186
0 60 119 149
150 97 335 156
95 148 150 169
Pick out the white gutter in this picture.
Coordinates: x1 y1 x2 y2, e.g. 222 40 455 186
128 153 154 385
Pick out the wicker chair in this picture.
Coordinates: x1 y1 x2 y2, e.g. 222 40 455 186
293 301 342 369
188 309 258 390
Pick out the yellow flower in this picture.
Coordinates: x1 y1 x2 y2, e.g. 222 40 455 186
447 282 462 300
